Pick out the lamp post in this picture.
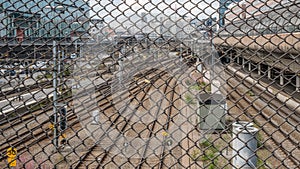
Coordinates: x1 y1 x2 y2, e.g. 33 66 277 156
45 5 65 149
46 4 70 149
46 2 85 149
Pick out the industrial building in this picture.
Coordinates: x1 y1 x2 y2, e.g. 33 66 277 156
0 0 90 59
215 0 300 91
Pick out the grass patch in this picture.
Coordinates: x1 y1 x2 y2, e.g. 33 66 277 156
37 73 53 80
64 68 72 77
185 79 192 86
199 138 220 169
188 82 211 93
256 132 264 148
30 102 46 112
252 122 264 148
205 85 211 93
257 158 267 169
199 139 212 148
190 149 201 161
247 90 255 96
189 84 201 91
45 73 52 79
184 94 196 104
199 82 211 93
200 149 218 169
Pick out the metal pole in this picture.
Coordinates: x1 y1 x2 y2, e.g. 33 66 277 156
280 72 284 86
258 64 261 76
61 50 64 89
53 40 58 148
58 48 61 92
119 45 124 82
180 43 183 62
34 44 36 60
242 57 245 69
296 75 300 92
248 61 251 72
210 28 214 78
267 66 271 79
75 40 77 54
79 43 82 58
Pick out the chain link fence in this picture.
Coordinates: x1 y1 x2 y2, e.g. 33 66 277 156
0 0 299 168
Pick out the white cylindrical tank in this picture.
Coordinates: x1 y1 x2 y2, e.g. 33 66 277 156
232 124 258 169
232 121 254 167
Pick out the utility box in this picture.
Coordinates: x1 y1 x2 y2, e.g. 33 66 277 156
197 94 226 130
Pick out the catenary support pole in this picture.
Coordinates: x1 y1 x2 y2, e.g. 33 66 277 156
296 75 300 92
280 72 284 85
258 64 261 76
267 66 271 79
53 40 58 148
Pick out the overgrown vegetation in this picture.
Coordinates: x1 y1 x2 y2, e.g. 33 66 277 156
185 79 192 86
189 84 201 91
189 138 221 169
37 73 52 80
199 138 219 169
191 149 201 161
253 123 264 148
246 90 255 96
257 158 267 169
184 94 196 104
188 81 211 93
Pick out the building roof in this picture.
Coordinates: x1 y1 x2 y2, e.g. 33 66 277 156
225 0 281 23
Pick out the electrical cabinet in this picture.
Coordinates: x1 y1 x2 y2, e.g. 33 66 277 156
197 94 226 130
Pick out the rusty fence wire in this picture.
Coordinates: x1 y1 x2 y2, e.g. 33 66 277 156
0 0 299 168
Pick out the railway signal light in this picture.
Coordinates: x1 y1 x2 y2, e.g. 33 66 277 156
59 106 67 131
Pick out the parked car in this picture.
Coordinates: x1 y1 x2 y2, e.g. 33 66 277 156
70 53 77 59
31 61 47 69
4 70 16 76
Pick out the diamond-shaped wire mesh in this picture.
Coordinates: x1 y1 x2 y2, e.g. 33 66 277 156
0 0 299 168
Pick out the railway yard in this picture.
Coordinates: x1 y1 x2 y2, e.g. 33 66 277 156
0 40 299 169
1 0 300 168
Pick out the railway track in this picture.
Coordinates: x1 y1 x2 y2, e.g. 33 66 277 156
74 69 169 168
0 73 114 162
137 75 177 169
225 65 300 168
0 59 177 167
157 76 178 169
0 55 186 168
73 58 187 168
